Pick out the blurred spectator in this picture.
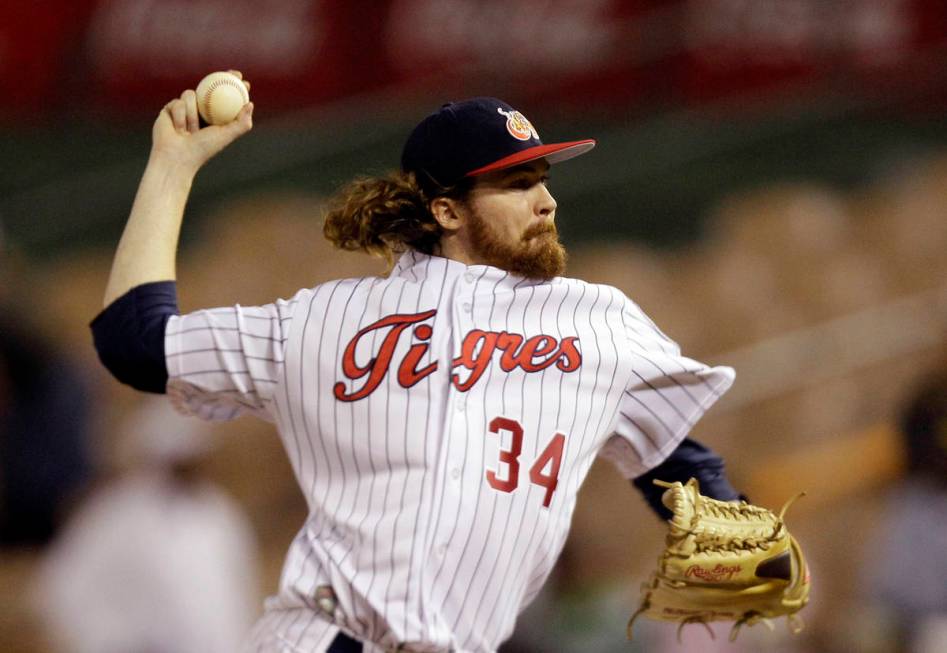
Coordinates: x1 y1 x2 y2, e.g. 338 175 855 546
858 360 947 653
0 311 92 547
30 398 260 653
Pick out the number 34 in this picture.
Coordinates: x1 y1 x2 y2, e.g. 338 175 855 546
485 416 565 508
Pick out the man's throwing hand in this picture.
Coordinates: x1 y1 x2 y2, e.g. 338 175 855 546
151 70 253 174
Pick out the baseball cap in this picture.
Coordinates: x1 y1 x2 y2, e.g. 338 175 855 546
401 97 596 188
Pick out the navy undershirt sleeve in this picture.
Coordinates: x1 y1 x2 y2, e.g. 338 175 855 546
632 437 744 520
89 281 179 394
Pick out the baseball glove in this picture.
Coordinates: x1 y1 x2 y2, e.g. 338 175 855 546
627 478 810 642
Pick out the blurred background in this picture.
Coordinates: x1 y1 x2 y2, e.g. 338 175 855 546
2 1 947 651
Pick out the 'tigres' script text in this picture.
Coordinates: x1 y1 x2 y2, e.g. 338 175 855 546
333 310 582 401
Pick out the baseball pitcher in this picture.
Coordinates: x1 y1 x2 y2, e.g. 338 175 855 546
92 74 808 652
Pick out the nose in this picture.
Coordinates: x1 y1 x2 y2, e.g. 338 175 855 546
536 183 557 218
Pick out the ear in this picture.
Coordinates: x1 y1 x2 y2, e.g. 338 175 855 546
430 197 465 233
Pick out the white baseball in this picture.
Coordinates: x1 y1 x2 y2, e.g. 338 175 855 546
195 71 250 125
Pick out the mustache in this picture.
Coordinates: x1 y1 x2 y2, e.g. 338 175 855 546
522 222 557 241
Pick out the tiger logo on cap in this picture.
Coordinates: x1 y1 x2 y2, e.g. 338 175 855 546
497 107 539 141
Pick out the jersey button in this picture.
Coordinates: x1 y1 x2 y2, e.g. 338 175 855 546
462 302 472 313
451 468 461 480
436 545 447 557
464 272 475 283
456 397 465 412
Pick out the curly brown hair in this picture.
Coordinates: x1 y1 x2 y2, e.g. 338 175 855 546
323 170 473 269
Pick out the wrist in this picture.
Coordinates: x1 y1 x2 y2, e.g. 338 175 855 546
146 149 201 182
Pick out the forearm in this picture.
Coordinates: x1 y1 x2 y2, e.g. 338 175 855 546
103 155 196 307
103 75 252 307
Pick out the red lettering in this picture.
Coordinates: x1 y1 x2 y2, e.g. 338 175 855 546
332 313 583 401
451 330 499 391
397 324 438 388
485 417 568 509
334 310 436 402
529 432 565 507
556 336 582 371
516 335 558 372
448 330 583 390
684 564 742 582
486 417 523 493
496 332 524 372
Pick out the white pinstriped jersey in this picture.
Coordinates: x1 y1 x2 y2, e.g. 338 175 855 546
164 250 734 653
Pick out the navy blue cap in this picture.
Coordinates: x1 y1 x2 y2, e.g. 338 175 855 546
401 97 595 188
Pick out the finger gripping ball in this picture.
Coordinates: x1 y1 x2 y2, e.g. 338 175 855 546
195 72 249 125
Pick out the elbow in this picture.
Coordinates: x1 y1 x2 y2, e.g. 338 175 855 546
89 282 178 394
92 329 169 393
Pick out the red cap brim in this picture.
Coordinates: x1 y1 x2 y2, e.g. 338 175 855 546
465 139 596 177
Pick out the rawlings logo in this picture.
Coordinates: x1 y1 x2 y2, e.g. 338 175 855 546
684 564 742 582
333 310 581 401
497 107 539 141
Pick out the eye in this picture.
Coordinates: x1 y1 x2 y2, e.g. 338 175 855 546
508 175 549 190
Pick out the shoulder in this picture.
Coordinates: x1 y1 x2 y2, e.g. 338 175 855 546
290 275 390 305
554 276 633 306
557 277 679 349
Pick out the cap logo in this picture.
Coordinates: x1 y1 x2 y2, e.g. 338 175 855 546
497 107 539 141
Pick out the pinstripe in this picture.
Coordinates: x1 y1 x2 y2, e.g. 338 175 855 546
202 300 298 315
631 352 715 400
592 292 634 438
619 302 720 398
179 368 276 381
296 277 380 646
184 387 262 399
440 272 508 643
169 347 279 360
380 270 423 619
521 282 589 595
461 276 532 641
361 276 410 642
382 254 432 637
415 257 455 643
518 285 622 607
280 287 324 501
285 281 351 645
565 288 625 482
486 284 586 642
266 287 322 645
330 276 384 638
359 280 400 638
450 274 518 637
167 252 734 652
402 253 442 640
619 409 663 452
478 283 539 642
320 278 388 631
490 282 558 635
168 324 288 340
627 371 690 424
621 310 676 355
198 311 293 322
345 278 399 639
427 267 492 599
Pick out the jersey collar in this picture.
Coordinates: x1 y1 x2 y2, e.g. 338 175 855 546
393 250 553 287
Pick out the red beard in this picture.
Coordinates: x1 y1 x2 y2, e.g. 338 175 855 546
466 213 567 280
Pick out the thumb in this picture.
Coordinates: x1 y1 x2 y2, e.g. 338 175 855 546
200 102 254 152
217 101 254 142
226 101 254 136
